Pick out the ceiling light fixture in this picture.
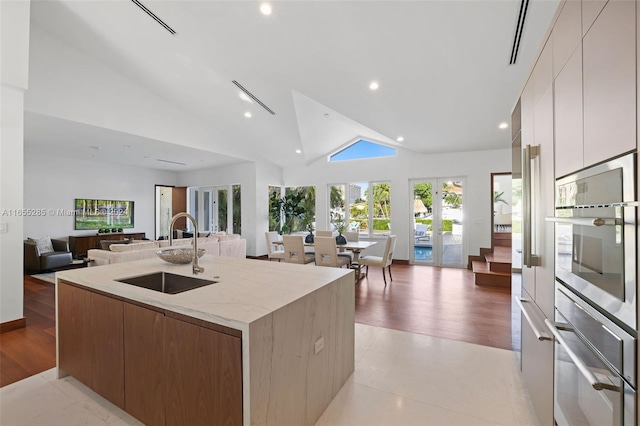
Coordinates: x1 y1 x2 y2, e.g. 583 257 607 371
244 112 252 118
499 122 509 129
295 149 302 154
369 81 379 90
396 136 404 142
260 3 272 15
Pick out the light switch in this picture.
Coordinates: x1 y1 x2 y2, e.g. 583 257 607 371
0 223 7 233
314 337 324 354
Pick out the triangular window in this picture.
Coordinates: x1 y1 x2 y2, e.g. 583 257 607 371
329 139 396 162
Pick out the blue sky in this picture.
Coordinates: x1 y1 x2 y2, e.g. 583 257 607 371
330 140 396 162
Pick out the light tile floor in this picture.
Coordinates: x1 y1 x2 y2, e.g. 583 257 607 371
1 324 538 426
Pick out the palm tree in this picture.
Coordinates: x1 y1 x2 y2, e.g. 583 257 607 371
372 183 391 218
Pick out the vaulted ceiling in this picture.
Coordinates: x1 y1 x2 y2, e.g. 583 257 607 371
24 0 560 171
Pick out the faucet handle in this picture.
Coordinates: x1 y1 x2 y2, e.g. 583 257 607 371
194 265 205 274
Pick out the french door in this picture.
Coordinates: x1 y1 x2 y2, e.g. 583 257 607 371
198 186 236 234
411 178 465 267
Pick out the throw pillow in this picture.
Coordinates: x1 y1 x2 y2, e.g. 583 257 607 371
28 236 54 254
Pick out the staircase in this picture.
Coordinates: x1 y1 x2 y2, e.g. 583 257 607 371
471 246 512 289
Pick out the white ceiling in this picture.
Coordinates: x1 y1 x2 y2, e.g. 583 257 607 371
25 0 560 170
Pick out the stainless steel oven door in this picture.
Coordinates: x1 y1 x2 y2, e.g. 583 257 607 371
552 152 637 330
546 318 636 426
553 204 636 329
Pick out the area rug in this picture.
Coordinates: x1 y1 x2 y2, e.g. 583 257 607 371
30 272 55 284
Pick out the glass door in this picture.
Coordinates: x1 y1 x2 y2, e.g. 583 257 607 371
411 178 465 267
194 185 242 235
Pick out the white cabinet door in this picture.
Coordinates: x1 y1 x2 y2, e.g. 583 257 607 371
520 295 554 426
554 46 584 177
553 0 582 77
534 87 556 319
533 42 553 107
582 0 608 36
583 0 636 166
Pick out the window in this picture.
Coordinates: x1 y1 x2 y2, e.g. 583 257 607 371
329 181 391 238
269 185 316 233
232 184 241 235
329 139 396 162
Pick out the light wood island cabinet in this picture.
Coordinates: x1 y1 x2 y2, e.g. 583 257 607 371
59 281 243 426
56 256 354 426
123 302 166 426
58 282 124 409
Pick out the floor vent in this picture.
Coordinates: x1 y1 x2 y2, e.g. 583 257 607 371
131 0 177 35
157 159 186 165
509 0 530 65
232 80 276 115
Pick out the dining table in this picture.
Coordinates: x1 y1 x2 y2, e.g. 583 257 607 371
274 238 377 280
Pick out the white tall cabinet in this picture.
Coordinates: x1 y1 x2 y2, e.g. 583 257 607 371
513 0 638 425
516 40 555 426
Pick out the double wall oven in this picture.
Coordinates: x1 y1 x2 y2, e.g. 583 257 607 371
547 152 637 426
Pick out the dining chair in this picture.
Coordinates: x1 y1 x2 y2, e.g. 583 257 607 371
314 236 350 269
339 231 360 262
265 231 285 262
359 235 397 285
282 235 315 264
315 230 333 237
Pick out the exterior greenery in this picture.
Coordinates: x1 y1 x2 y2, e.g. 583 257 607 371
269 186 316 234
415 218 454 232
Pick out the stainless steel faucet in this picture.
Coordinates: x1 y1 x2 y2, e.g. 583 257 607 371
169 212 205 275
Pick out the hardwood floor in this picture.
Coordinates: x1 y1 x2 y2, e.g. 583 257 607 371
355 263 515 351
1 276 56 387
1 264 517 388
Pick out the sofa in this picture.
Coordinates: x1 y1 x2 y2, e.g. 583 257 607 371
87 234 246 266
24 237 73 272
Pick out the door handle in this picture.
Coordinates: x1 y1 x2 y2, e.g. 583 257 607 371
544 217 622 226
544 320 621 392
515 298 552 341
522 144 541 267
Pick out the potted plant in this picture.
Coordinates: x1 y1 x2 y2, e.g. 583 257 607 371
331 212 348 245
303 216 315 243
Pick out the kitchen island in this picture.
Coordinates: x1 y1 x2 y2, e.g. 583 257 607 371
55 255 355 426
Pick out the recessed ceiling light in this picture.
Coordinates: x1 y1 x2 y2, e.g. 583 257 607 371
499 122 509 129
295 149 302 154
396 136 404 142
369 81 379 90
89 146 101 151
244 112 252 118
123 144 132 149
260 3 272 15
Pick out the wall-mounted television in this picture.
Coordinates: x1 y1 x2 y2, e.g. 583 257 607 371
74 199 134 230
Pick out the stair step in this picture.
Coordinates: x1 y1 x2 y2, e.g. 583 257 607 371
472 261 512 289
485 247 512 263
472 261 510 276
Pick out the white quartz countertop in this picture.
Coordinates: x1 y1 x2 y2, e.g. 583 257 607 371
56 256 351 332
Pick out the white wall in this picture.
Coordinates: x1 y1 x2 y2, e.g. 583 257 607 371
23 151 177 240
1 0 30 324
26 25 246 161
283 147 511 261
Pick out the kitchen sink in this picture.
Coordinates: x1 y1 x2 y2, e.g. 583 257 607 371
116 271 217 294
